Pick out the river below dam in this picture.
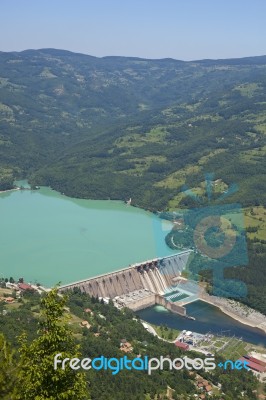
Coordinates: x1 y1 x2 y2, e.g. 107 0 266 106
0 183 175 286
137 301 266 346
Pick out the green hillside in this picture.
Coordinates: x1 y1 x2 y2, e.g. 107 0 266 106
0 49 265 209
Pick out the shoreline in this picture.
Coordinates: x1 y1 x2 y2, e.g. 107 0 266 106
200 294 266 334
0 187 20 194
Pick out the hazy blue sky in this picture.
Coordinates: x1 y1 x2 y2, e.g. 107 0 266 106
1 0 265 60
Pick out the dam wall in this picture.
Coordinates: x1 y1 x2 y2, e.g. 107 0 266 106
59 250 192 315
59 265 144 298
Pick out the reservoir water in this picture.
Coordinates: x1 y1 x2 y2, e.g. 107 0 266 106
1 184 265 345
138 301 266 346
0 185 175 286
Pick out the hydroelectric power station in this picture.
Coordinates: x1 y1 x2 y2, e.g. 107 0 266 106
59 250 197 317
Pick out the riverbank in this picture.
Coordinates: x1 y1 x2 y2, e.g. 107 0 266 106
0 187 20 194
200 293 266 334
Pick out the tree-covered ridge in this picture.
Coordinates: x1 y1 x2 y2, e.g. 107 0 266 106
31 106 266 210
0 49 265 210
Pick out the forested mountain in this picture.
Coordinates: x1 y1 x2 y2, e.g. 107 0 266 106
0 49 265 313
0 49 265 209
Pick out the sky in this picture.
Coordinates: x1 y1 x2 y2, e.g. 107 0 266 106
1 0 266 60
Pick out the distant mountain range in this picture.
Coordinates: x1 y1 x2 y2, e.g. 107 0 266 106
0 48 265 209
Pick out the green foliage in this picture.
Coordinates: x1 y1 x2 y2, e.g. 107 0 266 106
0 167 14 190
0 333 18 399
0 307 38 349
14 288 88 400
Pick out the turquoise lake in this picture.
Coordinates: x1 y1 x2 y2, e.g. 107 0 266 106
1 184 265 344
0 185 175 286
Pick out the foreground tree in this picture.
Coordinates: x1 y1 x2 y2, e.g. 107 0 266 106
15 288 89 400
0 333 18 399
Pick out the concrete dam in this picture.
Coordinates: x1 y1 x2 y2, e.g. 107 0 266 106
59 250 193 316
